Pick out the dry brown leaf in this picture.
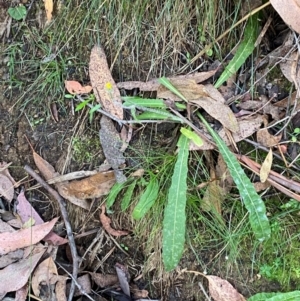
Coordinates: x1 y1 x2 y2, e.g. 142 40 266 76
237 100 262 111
0 218 57 255
65 171 116 199
254 181 271 192
33 151 58 180
44 0 53 21
274 91 297 108
202 181 223 213
56 184 90 209
237 96 281 120
0 174 14 202
15 284 28 301
189 139 215 150
0 219 15 233
66 274 91 297
129 169 145 178
115 263 130 297
261 96 281 120
131 284 149 299
270 0 300 34
89 45 123 120
257 128 282 147
0 248 45 296
55 276 68 301
89 272 118 287
218 115 264 145
33 150 90 209
0 210 21 229
157 79 208 101
280 51 300 83
158 81 238 132
99 116 126 183
32 257 58 297
206 275 246 301
116 69 217 91
0 249 24 268
17 191 68 245
100 205 129 237
260 149 273 183
0 162 16 185
201 166 223 214
64 80 93 95
216 154 234 194
50 102 59 122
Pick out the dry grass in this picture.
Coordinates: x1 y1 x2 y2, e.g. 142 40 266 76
4 0 244 110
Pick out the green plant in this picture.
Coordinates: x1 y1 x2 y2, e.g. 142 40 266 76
8 5 27 20
162 134 189 270
248 291 300 301
291 128 300 143
214 14 259 88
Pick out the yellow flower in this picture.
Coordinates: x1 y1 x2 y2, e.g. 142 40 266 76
105 82 113 90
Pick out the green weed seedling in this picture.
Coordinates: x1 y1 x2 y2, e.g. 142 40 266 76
8 5 27 20
291 128 300 143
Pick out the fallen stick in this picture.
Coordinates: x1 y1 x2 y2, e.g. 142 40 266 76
24 165 78 301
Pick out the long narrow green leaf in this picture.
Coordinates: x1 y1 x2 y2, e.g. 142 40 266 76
132 177 159 219
121 179 137 211
159 77 189 102
163 134 189 271
247 293 277 301
136 109 182 121
198 113 271 241
106 182 126 209
214 15 259 88
248 291 300 301
122 96 166 108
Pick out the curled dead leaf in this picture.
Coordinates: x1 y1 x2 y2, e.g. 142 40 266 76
99 205 129 237
64 80 93 95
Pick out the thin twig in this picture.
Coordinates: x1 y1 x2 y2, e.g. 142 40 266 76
24 165 78 301
198 282 212 301
56 262 96 301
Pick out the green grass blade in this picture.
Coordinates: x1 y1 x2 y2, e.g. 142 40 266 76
247 293 277 301
198 113 271 241
158 77 189 102
132 177 159 219
163 134 189 271
121 179 137 211
106 182 126 209
136 109 182 121
248 291 300 301
122 96 166 108
214 15 259 88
